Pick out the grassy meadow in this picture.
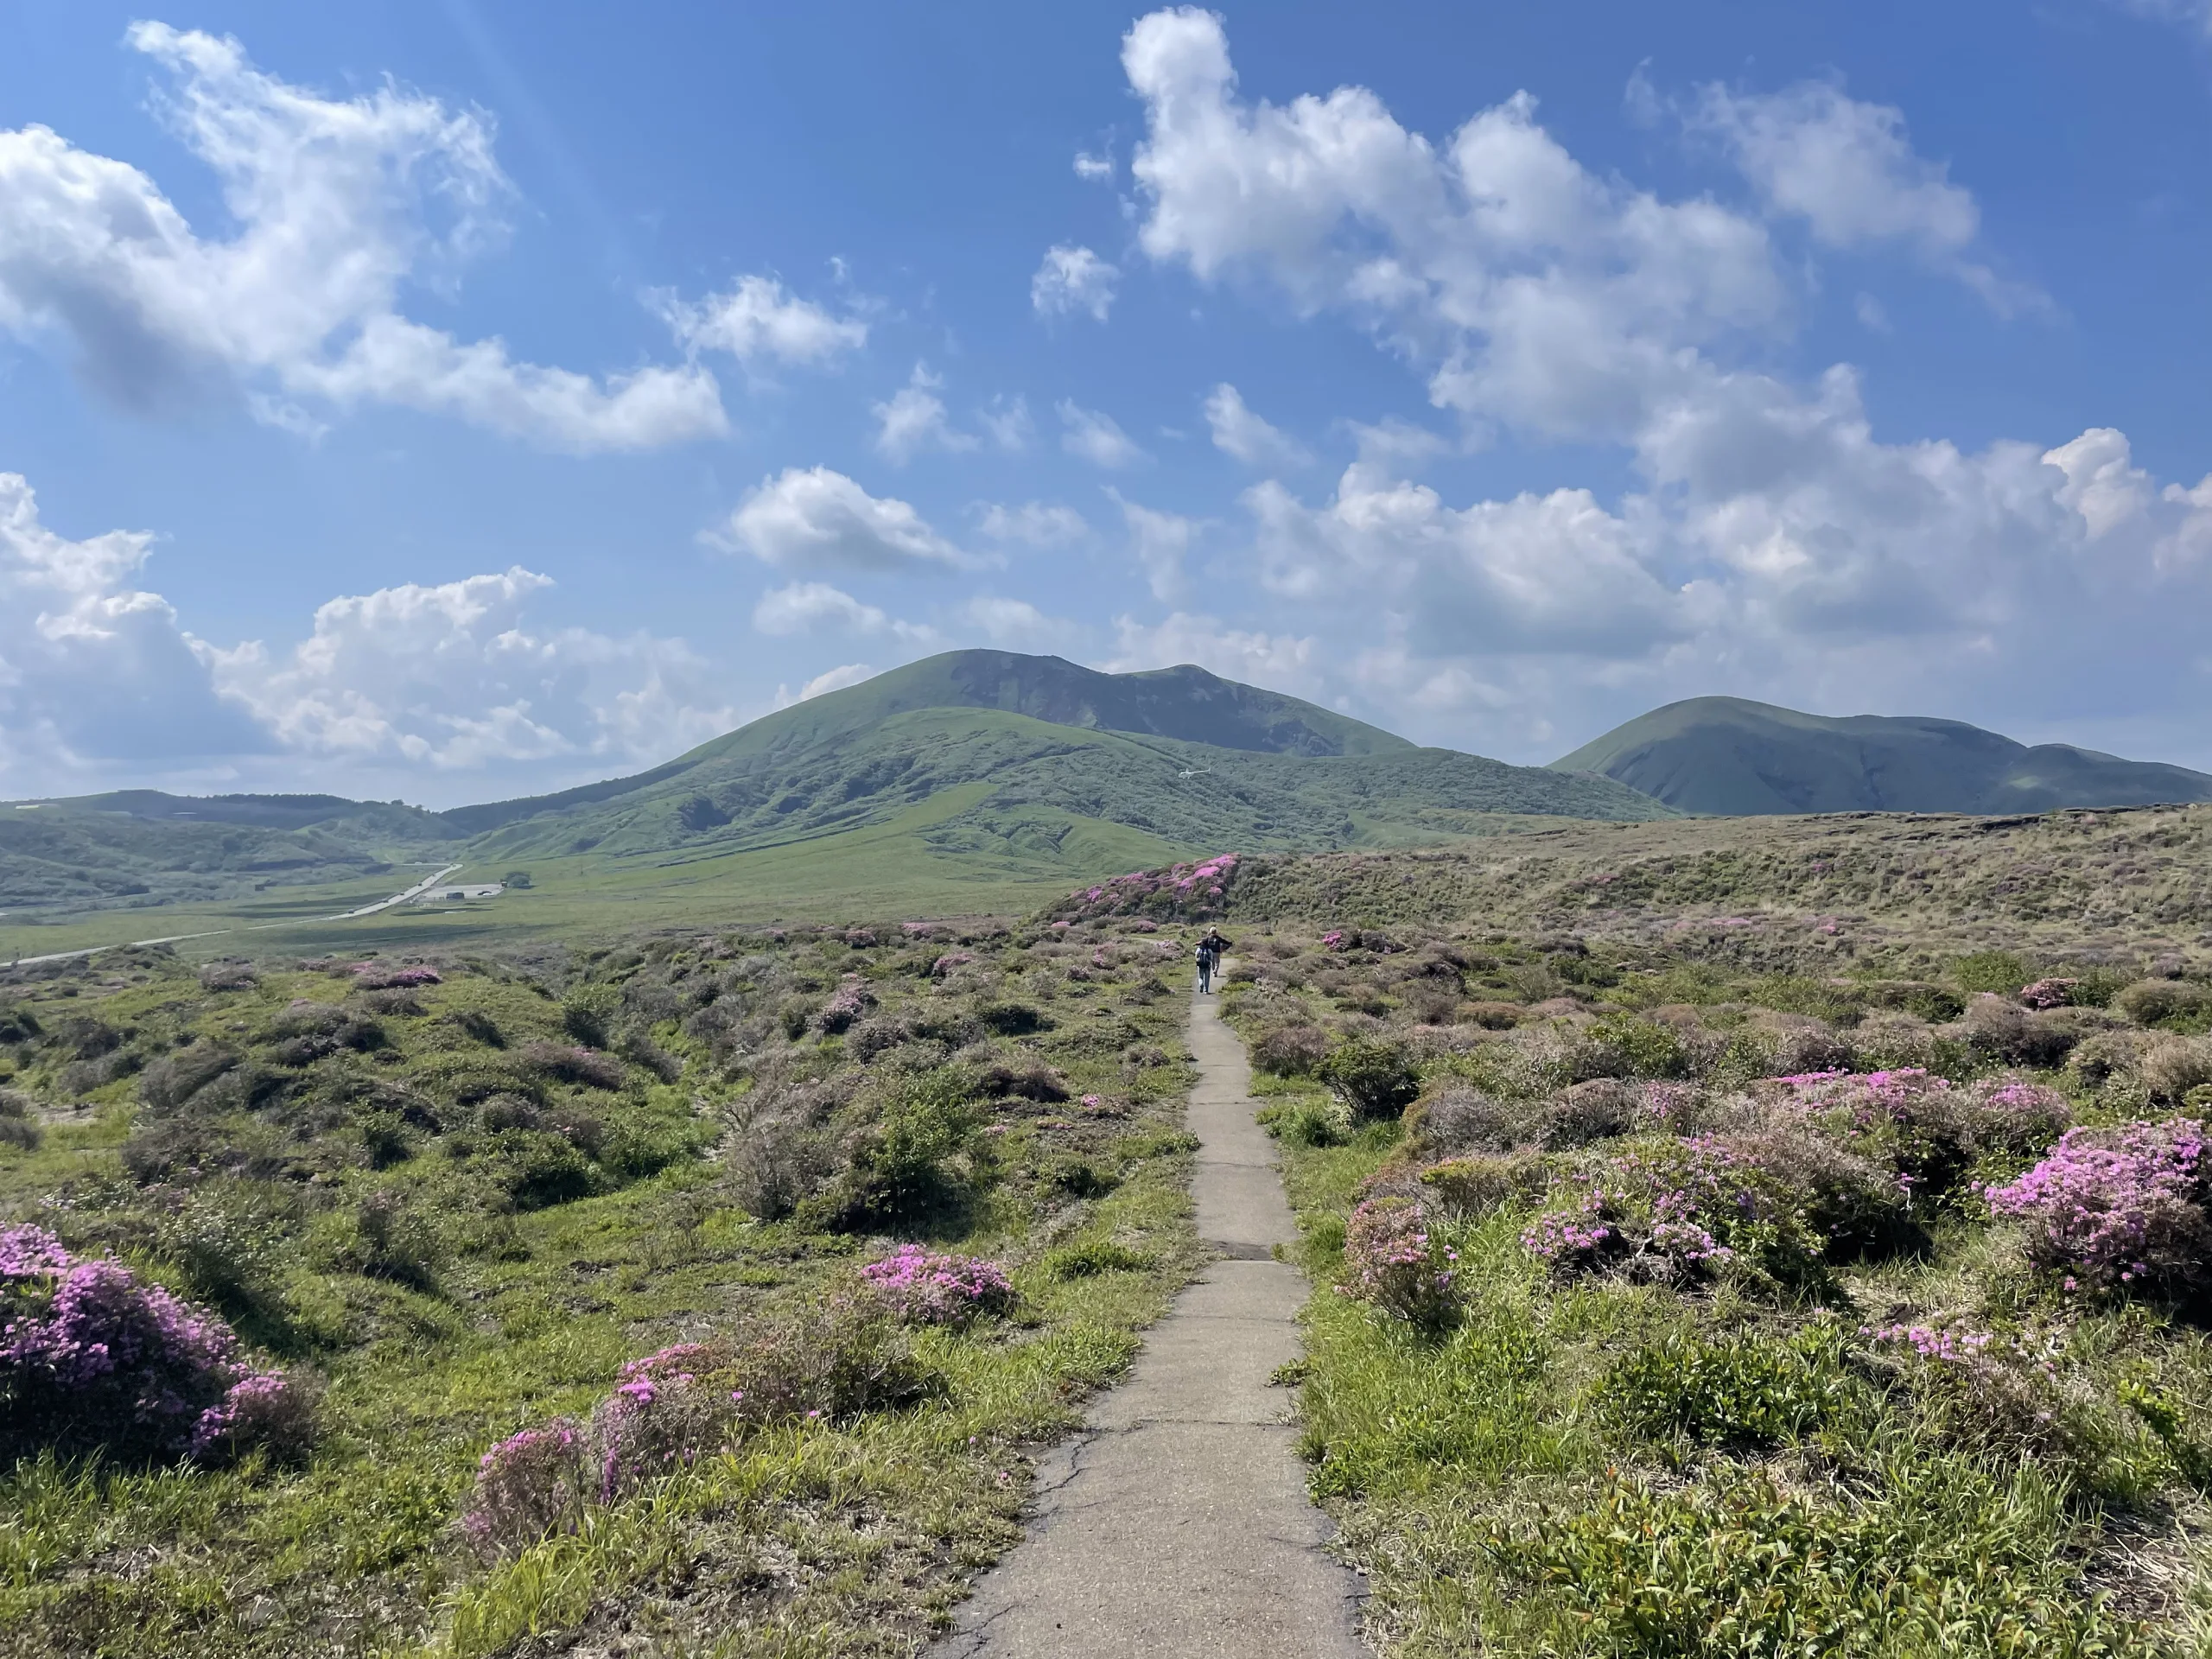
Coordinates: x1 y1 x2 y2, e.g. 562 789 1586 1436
1208 899 2212 1656
0 907 1217 1656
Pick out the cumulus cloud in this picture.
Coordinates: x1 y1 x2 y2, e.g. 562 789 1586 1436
1109 491 1198 601
977 501 1089 548
0 474 270 790
1103 612 1321 696
664 274 867 366
752 581 935 642
0 23 726 450
1059 399 1146 467
1204 383 1312 468
715 467 981 572
1074 150 1116 183
1096 10 2212 757
1684 79 2043 313
957 594 1081 648
774 663 874 708
211 568 736 770
1032 245 1121 321
872 362 978 462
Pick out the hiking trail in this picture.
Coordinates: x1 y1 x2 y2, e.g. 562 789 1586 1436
933 973 1364 1657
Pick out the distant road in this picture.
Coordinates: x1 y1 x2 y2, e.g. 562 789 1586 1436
335 864 464 918
4 862 469 969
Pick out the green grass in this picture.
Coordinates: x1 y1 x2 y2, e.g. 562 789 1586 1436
1217 921 2212 1656
0 918 1209 1656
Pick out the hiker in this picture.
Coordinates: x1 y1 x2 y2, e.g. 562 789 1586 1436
1195 928 1229 995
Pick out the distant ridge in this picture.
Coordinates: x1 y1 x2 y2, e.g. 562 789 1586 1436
1553 696 2212 816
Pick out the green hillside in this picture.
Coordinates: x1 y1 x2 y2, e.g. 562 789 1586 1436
0 652 1667 952
1554 695 2212 815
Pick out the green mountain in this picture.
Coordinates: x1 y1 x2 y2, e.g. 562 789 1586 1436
454 652 1665 863
1553 696 2212 816
1 652 1667 924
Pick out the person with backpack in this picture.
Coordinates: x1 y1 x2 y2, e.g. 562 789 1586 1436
1195 928 1228 994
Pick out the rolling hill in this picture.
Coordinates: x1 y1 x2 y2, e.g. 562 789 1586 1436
1552 696 2212 816
0 652 1668 935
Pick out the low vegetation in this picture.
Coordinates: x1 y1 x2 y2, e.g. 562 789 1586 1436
0 916 1205 1656
1221 911 2212 1655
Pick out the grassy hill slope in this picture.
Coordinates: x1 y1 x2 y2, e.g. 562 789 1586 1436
1554 696 2212 815
3 654 1666 944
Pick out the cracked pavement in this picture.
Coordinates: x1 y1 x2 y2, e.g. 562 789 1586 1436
930 976 1366 1658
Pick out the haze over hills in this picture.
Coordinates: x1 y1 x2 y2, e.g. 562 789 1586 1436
1554 696 2212 816
0 652 1666 924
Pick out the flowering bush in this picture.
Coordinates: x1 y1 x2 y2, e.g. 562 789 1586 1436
2019 977 2081 1011
0 1224 309 1465
1046 855 1239 924
460 1298 930 1556
1862 1313 2093 1467
930 952 976 978
1765 1067 2071 1194
1520 1136 1831 1288
815 976 875 1034
861 1245 1015 1329
1340 1198 1460 1330
1983 1118 2212 1296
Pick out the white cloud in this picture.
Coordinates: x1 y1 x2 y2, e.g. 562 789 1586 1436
1685 79 2042 313
1204 383 1312 468
211 567 736 770
715 467 980 572
978 501 1090 548
0 474 270 791
664 274 867 366
0 24 726 451
1103 612 1321 696
957 594 1081 648
1032 245 1121 321
774 663 874 708
752 580 935 642
1109 491 1197 601
980 394 1034 451
1074 150 1116 183
1059 399 1146 467
872 362 978 462
1122 9 1789 443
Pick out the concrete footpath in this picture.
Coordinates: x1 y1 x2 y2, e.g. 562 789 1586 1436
932 976 1365 1658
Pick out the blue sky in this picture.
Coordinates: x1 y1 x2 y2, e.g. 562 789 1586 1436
5 1 2212 804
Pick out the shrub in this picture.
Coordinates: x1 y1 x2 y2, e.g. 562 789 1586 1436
1605 1325 1854 1450
1961 995 2078 1067
1261 1097 1350 1148
1543 1078 1642 1149
1045 1239 1154 1279
1460 1001 1522 1030
139 1044 242 1115
2019 977 2080 1010
352 963 442 990
861 1245 1014 1328
838 1068 977 1224
1953 950 2032 995
0 1225 308 1465
1862 1315 2098 1469
1984 1118 2212 1297
1405 1085 1542 1158
198 962 259 992
492 1129 597 1209
2140 1037 2212 1106
0 1089 41 1151
1584 1013 1694 1081
1522 1136 1834 1289
1418 1152 1548 1218
461 1421 586 1557
815 976 875 1034
2116 979 2210 1030
1253 1024 1332 1077
1317 1038 1421 1122
560 984 622 1046
518 1041 626 1090
1339 1198 1459 1332
976 1001 1052 1036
